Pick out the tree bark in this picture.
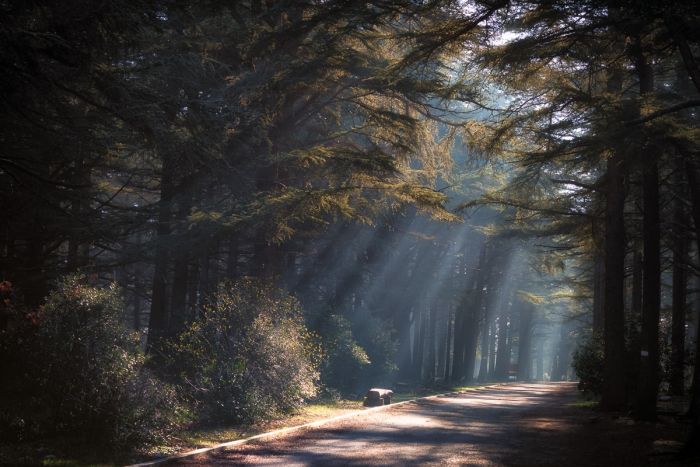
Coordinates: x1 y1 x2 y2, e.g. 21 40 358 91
551 322 571 381
592 251 605 335
146 157 175 353
635 44 661 422
670 158 688 396
683 158 700 419
488 320 497 380
66 156 88 272
451 297 467 382
682 156 700 454
452 242 490 383
495 293 513 381
397 306 414 380
665 14 700 93
535 338 545 381
436 306 447 381
462 243 492 383
600 63 628 411
170 188 193 336
414 306 426 381
443 304 454 382
517 300 534 381
226 237 239 279
478 315 491 382
132 264 143 331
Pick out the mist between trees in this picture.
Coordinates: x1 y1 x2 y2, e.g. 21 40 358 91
1 0 700 458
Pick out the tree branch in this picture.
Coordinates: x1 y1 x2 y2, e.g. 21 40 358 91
624 100 700 125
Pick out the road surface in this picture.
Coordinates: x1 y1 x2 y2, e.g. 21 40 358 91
174 382 677 466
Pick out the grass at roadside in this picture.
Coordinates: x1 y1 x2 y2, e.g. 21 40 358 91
173 399 364 450
152 383 490 458
567 390 600 410
569 399 599 409
6 383 495 466
390 384 486 403
0 438 118 467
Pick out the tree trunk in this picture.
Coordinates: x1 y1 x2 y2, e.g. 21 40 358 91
424 301 435 383
488 320 497 380
517 300 534 381
66 156 89 272
187 259 199 318
683 158 700 419
397 308 414 380
443 304 453 383
495 300 512 381
464 243 493 383
535 338 545 381
665 14 700 93
463 313 479 383
635 45 661 422
451 299 466 382
592 252 605 335
198 246 211 304
600 64 628 411
452 240 494 383
436 313 446 381
625 244 643 401
226 237 239 279
414 306 426 381
678 153 700 456
670 158 688 396
132 265 143 331
170 188 193 336
551 322 571 381
478 316 490 382
146 157 175 353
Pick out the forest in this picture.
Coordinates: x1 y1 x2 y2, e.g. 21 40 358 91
1 0 700 465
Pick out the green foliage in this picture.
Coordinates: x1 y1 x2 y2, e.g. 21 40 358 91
351 312 399 389
0 277 184 447
315 314 371 395
572 336 604 396
168 279 319 424
0 281 41 441
311 310 398 396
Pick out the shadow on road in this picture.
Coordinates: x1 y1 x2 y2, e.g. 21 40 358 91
178 383 689 466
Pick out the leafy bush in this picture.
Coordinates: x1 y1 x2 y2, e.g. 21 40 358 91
308 307 398 396
315 314 371 395
0 280 43 442
0 277 185 447
350 311 398 389
168 279 319 424
572 336 604 395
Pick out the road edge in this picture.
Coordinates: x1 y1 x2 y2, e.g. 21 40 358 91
126 383 509 466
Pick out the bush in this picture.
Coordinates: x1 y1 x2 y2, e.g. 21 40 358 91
350 311 398 389
0 280 43 442
0 276 185 447
168 279 319 424
315 314 371 395
572 336 604 395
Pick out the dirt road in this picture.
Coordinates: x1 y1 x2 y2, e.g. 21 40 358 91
175 382 685 466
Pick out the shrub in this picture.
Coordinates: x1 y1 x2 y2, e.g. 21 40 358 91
307 305 399 397
168 279 319 424
0 281 43 442
350 311 398 389
572 336 604 395
315 314 371 395
0 276 185 447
